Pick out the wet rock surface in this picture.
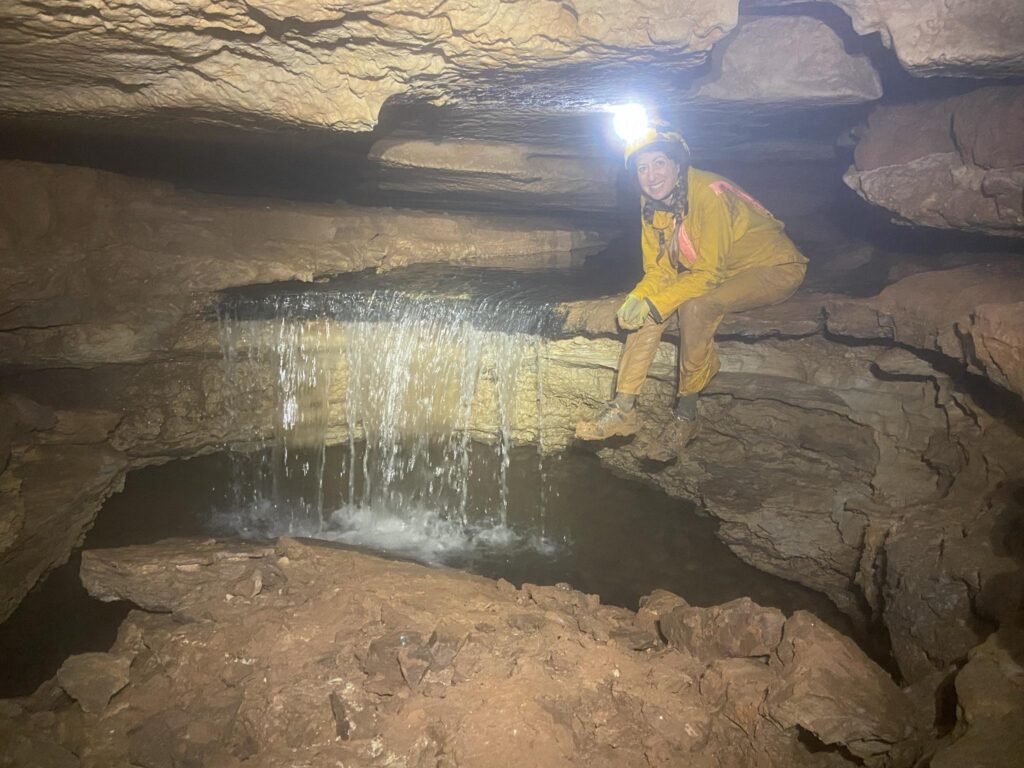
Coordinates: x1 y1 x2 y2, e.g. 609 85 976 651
0 159 607 370
1 123 1023 738
0 537 923 767
552 279 1024 682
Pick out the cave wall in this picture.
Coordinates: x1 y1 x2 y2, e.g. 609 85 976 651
0 0 1022 717
845 86 1024 238
2 158 1023 684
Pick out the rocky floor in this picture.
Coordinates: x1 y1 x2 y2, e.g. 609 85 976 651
1 536 1004 768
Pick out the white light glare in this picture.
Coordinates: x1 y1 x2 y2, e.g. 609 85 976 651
612 103 649 142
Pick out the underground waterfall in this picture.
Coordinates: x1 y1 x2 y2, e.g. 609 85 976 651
215 270 559 550
1 266 860 698
2 1 1023 765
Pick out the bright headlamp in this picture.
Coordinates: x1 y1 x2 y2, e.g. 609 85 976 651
611 103 649 143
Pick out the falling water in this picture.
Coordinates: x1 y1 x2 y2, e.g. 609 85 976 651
216 268 565 561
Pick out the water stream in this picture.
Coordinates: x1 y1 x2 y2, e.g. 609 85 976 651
217 267 570 559
1 266 871 697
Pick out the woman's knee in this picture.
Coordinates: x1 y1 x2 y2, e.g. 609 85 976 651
679 296 723 327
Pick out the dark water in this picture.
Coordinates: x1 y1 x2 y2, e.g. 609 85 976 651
0 444 859 697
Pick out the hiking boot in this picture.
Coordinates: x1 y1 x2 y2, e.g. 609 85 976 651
575 402 639 441
646 417 700 462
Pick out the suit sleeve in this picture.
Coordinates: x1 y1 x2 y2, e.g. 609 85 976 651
644 191 732 320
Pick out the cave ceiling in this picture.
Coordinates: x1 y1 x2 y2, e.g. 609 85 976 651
0 1 1021 224
0 1 904 162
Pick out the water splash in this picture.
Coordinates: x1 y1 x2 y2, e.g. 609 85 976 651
217 271 560 562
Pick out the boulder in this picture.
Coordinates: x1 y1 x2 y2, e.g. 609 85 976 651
661 597 786 661
930 626 1024 768
56 652 131 714
1 538 927 767
765 611 915 764
80 539 278 613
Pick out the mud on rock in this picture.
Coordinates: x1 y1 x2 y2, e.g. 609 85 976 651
0 537 938 768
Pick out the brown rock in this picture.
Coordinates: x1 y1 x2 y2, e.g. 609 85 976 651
852 101 956 171
80 539 276 613
931 627 1024 768
368 138 619 212
25 537 911 768
846 86 1024 238
831 0 1024 77
765 611 915 763
0 0 735 131
661 597 785 661
696 16 882 107
826 263 1024 397
56 652 131 714
0 734 79 768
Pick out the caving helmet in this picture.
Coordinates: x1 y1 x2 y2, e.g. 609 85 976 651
623 120 691 170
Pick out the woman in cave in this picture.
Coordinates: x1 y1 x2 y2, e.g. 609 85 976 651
575 121 808 462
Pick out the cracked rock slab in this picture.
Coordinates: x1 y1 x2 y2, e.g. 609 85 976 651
825 263 1024 397
56 652 131 714
831 0 1024 78
845 86 1024 238
765 612 916 764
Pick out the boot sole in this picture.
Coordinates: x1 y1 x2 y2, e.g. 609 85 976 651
574 421 639 441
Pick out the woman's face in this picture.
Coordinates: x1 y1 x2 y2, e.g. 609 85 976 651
635 149 679 201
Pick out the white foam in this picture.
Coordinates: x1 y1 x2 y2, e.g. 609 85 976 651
210 499 560 567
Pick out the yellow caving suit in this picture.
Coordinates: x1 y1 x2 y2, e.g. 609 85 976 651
616 167 808 397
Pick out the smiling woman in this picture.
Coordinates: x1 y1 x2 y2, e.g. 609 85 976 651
576 118 808 462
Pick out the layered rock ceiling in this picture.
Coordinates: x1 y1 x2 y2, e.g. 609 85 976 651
2 1 1022 232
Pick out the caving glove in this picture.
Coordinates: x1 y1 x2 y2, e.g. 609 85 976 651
616 294 649 330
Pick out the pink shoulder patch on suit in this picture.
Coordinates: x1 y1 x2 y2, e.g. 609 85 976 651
709 180 770 216
676 223 697 266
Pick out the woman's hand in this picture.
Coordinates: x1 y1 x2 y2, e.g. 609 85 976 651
616 295 649 330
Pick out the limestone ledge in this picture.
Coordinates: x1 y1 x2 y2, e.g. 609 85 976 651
0 160 609 367
844 86 1024 238
367 138 621 212
825 263 1024 398
2 160 1022 687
